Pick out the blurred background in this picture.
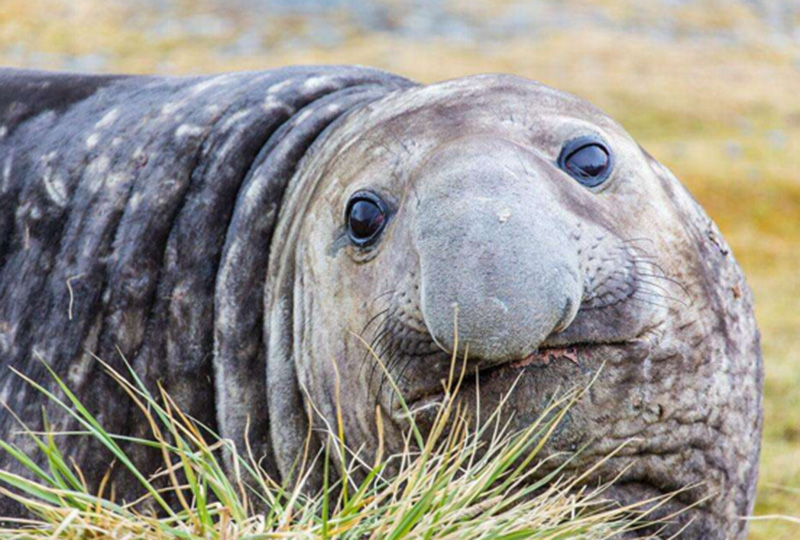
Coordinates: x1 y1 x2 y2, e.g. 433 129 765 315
1 0 798 537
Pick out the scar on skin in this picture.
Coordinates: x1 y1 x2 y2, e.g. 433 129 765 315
175 124 204 138
95 108 119 129
67 274 85 321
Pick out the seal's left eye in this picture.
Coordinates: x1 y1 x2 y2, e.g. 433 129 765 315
346 193 387 246
558 138 613 187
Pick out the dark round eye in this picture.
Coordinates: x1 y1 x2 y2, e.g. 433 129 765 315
558 138 613 187
346 193 387 246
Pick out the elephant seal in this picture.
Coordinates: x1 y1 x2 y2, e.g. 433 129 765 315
0 67 761 538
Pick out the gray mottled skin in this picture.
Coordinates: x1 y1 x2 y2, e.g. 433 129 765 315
0 68 760 538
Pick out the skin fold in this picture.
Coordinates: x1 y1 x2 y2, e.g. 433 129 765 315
0 68 761 538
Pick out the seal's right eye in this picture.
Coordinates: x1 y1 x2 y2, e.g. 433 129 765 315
346 192 387 246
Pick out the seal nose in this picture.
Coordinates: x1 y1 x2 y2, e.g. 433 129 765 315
413 139 582 363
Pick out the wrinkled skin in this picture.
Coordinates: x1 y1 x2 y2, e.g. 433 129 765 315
269 76 762 539
0 69 760 538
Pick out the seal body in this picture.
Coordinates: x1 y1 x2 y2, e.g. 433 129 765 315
0 65 414 514
0 67 761 538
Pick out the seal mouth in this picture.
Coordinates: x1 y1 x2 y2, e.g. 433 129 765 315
394 343 600 422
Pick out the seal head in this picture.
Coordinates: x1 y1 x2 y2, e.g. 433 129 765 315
268 74 762 539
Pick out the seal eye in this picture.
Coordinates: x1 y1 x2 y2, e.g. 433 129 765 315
558 138 613 187
346 193 387 246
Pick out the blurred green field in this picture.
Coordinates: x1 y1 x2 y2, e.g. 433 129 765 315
1 0 798 537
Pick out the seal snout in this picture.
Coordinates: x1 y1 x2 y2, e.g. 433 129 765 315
413 138 583 365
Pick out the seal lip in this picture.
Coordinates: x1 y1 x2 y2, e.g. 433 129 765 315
394 340 633 421
557 135 614 188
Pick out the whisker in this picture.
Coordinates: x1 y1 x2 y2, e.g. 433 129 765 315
395 356 415 386
629 294 673 311
371 289 397 304
359 308 390 339
632 260 670 277
374 327 398 360
635 271 693 303
368 323 402 388
365 323 393 389
379 337 404 373
636 278 677 298
632 289 689 308
373 348 409 419
626 248 659 260
377 341 405 402
358 290 396 381
390 357 417 411
621 237 657 247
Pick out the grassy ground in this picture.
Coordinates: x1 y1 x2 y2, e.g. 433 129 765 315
2 358 662 539
1 1 799 537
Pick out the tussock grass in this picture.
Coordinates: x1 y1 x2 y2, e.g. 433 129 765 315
0 353 682 539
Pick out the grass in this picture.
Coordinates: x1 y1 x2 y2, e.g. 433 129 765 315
0 0 798 537
0 352 683 538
